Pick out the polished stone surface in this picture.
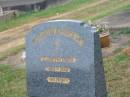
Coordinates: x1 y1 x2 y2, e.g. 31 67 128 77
26 20 107 97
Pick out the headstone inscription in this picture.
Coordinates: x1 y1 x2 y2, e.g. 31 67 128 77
26 20 107 97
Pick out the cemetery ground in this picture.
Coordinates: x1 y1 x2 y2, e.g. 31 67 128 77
0 0 106 55
0 0 130 59
0 49 130 97
0 0 130 97
1 24 130 97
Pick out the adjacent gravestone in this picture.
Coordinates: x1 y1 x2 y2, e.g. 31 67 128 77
26 20 107 97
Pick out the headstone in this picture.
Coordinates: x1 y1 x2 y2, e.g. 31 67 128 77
26 20 107 97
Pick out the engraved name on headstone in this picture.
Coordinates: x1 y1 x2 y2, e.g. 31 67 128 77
26 20 107 97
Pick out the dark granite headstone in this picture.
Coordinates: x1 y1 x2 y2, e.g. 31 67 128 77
26 20 107 97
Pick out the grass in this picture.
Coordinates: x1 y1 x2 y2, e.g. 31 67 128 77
104 53 130 97
90 3 130 21
0 0 130 60
0 52 130 97
0 0 96 32
1 0 130 32
119 28 130 34
65 0 130 21
111 28 130 36
0 64 26 97
0 0 130 97
127 40 130 45
0 45 24 61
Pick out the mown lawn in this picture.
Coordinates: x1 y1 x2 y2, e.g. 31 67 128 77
0 0 130 60
0 52 130 97
0 45 24 61
0 65 26 97
60 0 130 21
104 53 130 97
0 0 96 32
0 0 130 32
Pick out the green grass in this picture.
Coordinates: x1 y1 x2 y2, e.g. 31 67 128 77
114 54 129 63
0 64 26 97
0 0 130 32
93 3 130 21
1 0 129 60
0 0 130 96
0 45 24 61
0 0 96 32
0 52 130 97
68 0 130 21
111 28 130 36
119 28 130 34
127 40 130 45
104 53 130 97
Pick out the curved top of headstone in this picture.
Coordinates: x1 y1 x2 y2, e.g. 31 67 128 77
27 19 97 38
48 19 83 23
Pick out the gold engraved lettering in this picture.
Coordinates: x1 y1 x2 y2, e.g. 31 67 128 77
45 67 71 72
33 28 84 47
47 77 70 84
41 56 76 63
